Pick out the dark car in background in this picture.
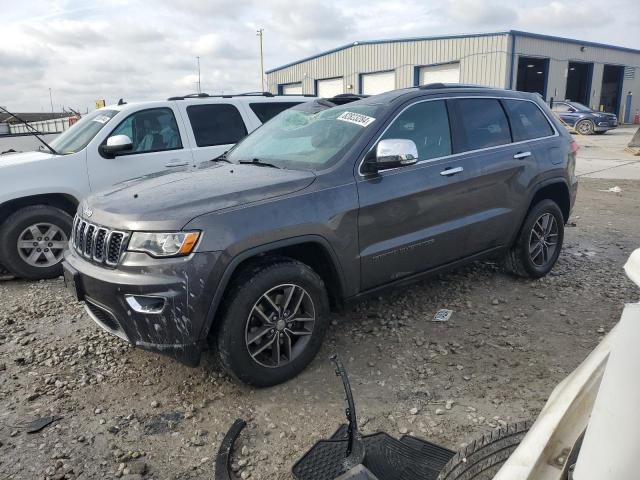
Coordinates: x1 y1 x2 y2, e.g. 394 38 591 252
63 85 578 387
551 100 618 135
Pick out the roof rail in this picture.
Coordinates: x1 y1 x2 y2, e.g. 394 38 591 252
167 91 315 100
418 83 494 90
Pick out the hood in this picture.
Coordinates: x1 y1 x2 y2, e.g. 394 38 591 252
84 162 316 231
0 150 57 166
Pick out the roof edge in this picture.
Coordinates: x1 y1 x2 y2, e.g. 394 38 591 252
266 30 640 75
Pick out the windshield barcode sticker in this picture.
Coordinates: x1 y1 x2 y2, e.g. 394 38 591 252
336 112 375 127
92 115 111 124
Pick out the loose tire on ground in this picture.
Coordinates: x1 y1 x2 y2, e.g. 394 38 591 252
436 421 531 480
216 258 330 387
504 199 564 278
0 205 73 280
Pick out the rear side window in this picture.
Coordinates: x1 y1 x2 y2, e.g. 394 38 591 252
186 104 247 147
250 102 302 123
380 100 452 161
503 99 554 141
452 99 511 151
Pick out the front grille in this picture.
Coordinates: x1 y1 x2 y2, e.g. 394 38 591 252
72 215 129 267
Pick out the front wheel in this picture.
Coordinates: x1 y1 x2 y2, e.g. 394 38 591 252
0 205 73 280
216 258 330 387
504 199 564 278
575 119 595 135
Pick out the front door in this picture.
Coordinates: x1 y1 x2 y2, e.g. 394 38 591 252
356 99 484 291
88 106 193 191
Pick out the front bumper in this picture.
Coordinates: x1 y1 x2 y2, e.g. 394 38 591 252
63 248 222 366
594 118 618 131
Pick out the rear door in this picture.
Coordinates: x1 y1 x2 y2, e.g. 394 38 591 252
88 105 193 191
447 97 534 250
179 102 249 163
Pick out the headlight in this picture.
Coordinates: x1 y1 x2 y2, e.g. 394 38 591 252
128 231 200 257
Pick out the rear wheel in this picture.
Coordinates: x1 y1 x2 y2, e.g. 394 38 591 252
0 205 73 280
436 421 531 480
575 119 595 135
216 258 330 387
504 199 564 278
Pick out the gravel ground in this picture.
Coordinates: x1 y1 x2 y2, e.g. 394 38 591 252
1 177 639 480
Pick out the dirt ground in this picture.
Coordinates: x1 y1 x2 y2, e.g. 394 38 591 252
1 175 640 480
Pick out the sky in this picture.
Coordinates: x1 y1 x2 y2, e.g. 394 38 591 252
1 0 639 112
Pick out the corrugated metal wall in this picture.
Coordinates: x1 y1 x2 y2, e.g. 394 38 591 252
512 35 640 116
267 32 640 120
267 33 511 95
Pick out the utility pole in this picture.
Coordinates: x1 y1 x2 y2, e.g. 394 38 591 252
49 88 54 114
257 28 265 92
196 56 201 94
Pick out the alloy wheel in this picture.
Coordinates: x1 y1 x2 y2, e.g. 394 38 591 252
245 284 316 368
528 213 558 268
17 223 68 268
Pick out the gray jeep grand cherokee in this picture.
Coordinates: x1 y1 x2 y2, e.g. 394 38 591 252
63 85 578 386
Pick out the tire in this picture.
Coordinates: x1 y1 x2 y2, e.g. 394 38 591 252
575 119 595 135
504 199 564 278
0 205 73 280
216 258 330 387
437 421 531 480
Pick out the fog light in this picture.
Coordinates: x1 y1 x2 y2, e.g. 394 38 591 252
125 295 166 314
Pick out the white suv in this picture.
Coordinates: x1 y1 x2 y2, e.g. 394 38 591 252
0 93 312 279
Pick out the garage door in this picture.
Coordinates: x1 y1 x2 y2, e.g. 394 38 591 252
282 83 303 95
361 71 395 95
419 63 460 85
316 77 343 98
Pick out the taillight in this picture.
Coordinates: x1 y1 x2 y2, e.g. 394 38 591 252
570 141 579 155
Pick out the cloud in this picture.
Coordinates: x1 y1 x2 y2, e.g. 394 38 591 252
1 0 638 111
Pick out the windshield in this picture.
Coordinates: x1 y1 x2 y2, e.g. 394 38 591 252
567 102 592 112
227 103 383 171
49 109 118 154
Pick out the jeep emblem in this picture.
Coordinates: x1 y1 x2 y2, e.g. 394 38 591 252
84 208 93 218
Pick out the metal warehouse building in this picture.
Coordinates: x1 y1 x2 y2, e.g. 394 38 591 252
266 30 640 122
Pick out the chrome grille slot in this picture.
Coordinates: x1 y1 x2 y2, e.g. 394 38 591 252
72 215 128 268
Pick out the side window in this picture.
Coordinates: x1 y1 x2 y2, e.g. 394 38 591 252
452 99 511 151
250 102 302 123
552 102 570 112
503 99 554 141
187 104 247 147
380 100 452 161
109 108 182 154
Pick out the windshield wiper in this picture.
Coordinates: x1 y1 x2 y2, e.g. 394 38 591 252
211 151 232 163
238 158 280 169
0 106 59 155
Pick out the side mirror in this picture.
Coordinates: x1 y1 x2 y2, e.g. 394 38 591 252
100 134 133 158
362 139 419 174
567 107 577 113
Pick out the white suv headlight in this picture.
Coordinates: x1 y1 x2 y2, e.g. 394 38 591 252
128 231 200 257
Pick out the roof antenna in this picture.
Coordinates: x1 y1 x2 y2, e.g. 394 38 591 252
117 98 126 106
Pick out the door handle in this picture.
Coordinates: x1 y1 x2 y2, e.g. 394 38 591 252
165 160 189 167
513 151 532 159
440 166 464 176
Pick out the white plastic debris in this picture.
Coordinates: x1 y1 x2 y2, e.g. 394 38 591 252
599 186 622 193
432 309 453 322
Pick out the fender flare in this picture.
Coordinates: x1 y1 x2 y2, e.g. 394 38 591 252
199 234 347 341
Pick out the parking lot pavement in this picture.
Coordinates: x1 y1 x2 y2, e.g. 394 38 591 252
574 126 640 179
1 146 640 479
